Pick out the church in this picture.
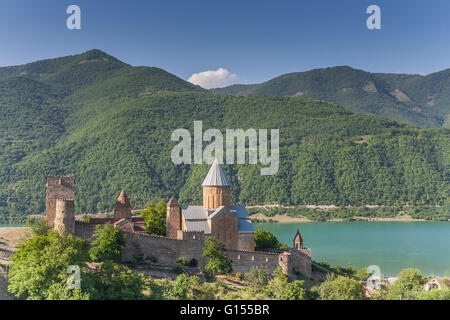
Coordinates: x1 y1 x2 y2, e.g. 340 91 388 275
166 159 255 251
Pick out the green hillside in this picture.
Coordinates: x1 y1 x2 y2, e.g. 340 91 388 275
212 66 450 128
0 50 448 223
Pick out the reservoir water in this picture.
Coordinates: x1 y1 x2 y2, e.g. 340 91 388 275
253 221 450 276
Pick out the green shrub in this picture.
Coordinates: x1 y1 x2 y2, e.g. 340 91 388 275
170 265 186 275
177 257 191 266
89 223 126 262
244 266 270 288
145 255 158 265
25 217 48 236
319 274 365 300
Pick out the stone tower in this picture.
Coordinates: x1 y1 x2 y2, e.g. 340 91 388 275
114 190 132 220
54 199 75 235
46 175 75 228
202 159 231 211
166 197 181 238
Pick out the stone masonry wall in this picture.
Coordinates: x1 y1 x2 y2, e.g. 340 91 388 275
74 221 96 240
288 249 312 278
226 250 281 275
73 223 312 279
75 222 205 267
237 233 255 252
121 232 205 267
54 200 75 235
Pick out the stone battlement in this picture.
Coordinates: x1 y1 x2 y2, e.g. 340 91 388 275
177 230 205 241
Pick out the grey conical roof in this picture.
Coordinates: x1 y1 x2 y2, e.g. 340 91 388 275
202 159 231 187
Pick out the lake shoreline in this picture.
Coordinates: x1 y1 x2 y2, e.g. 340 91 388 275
249 213 433 223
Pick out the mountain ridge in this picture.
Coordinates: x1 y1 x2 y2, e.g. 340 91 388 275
0 50 448 223
212 66 450 128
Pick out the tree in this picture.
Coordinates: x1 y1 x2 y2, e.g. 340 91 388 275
89 223 126 262
25 217 49 236
254 229 283 250
82 261 144 300
282 280 307 300
162 274 216 300
244 266 270 289
141 200 166 236
319 274 365 300
8 231 90 300
266 267 289 299
202 237 232 276
163 273 190 300
354 267 371 281
416 287 450 300
8 229 143 300
387 268 427 300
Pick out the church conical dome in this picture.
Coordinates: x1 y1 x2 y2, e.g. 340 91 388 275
202 159 231 187
116 190 131 208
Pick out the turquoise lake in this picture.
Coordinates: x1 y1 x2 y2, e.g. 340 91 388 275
253 221 450 277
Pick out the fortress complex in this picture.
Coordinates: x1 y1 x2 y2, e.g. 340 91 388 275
45 160 313 279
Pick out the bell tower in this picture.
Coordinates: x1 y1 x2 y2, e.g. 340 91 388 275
202 159 231 210
293 229 304 249
114 190 132 220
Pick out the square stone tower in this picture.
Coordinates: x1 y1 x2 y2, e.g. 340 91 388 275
54 199 75 235
46 176 75 228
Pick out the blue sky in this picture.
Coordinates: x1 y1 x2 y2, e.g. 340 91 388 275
0 0 449 87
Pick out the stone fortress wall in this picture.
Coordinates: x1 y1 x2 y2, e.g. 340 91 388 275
74 221 312 279
50 176 312 280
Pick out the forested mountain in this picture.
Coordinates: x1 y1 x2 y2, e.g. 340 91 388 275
0 50 448 222
212 66 450 128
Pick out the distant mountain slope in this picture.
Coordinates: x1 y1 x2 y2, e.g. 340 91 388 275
212 66 450 128
0 51 448 223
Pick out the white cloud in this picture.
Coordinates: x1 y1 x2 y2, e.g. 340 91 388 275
188 68 237 89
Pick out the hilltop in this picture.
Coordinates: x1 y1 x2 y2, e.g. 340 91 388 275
0 50 448 222
212 66 450 128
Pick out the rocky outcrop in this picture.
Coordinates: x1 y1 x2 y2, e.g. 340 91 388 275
0 245 17 260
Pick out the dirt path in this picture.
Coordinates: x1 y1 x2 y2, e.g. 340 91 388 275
0 227 32 247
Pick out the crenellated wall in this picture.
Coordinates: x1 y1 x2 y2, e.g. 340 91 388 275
287 249 312 278
73 222 312 280
121 232 205 267
226 250 281 275
177 230 205 241
74 221 96 240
